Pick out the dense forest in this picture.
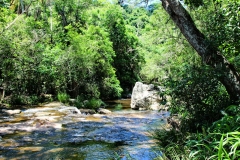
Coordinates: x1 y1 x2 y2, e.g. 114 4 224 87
0 0 239 159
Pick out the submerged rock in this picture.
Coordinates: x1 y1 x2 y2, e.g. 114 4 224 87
97 108 112 114
80 109 96 115
58 106 81 114
2 109 21 115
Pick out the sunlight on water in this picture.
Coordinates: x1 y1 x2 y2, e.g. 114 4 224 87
0 100 167 160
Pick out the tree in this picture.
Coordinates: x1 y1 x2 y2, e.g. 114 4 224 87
138 6 197 83
57 25 122 99
1 0 125 103
105 6 144 94
161 0 240 103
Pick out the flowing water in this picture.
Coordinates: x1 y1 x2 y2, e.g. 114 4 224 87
0 100 169 160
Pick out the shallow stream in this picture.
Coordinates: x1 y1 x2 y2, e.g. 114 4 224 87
0 99 169 160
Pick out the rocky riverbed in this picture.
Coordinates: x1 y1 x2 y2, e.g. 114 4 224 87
0 101 169 160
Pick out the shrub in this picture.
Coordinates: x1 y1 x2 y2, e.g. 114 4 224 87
57 92 70 103
154 105 240 159
187 105 240 159
165 65 231 132
9 95 25 105
74 95 85 108
27 95 39 105
85 98 104 110
8 95 40 106
39 94 53 103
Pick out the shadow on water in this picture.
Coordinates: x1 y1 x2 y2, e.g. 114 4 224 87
105 99 131 111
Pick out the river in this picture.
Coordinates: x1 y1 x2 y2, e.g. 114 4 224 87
0 99 169 160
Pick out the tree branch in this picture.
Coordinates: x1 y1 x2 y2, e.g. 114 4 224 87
161 0 240 102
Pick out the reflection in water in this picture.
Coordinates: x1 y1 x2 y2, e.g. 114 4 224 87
105 99 138 114
105 99 131 109
0 99 168 160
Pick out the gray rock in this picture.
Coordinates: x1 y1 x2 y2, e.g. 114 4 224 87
59 106 81 114
131 82 167 110
97 108 112 114
2 109 21 115
80 109 96 115
69 99 76 103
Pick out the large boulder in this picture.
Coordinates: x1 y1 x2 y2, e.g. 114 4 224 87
131 82 167 110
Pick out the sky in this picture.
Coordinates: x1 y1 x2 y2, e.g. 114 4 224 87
124 0 160 7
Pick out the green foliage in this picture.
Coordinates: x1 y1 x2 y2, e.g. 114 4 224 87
154 105 240 159
85 98 104 110
8 95 40 105
152 125 190 160
186 106 240 159
124 7 150 34
139 6 198 84
74 95 105 110
57 93 70 104
0 0 10 8
192 0 240 72
166 65 231 131
0 0 239 159
60 24 122 99
28 95 39 105
9 95 25 105
74 95 85 108
153 127 185 148
105 5 144 93
113 104 123 111
54 0 95 29
185 0 204 8
216 132 240 160
148 2 239 159
0 1 126 102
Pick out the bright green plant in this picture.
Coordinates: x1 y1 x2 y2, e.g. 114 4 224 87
85 98 104 110
57 24 122 99
1 0 124 105
57 92 70 104
154 105 239 159
187 131 240 160
192 0 240 73
114 104 123 111
105 5 144 93
215 132 240 160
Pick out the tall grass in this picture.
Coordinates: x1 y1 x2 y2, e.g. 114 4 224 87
188 131 240 160
154 130 240 160
210 132 239 160
154 105 240 160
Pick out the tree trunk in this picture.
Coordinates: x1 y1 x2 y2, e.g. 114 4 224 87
20 0 24 13
161 0 240 103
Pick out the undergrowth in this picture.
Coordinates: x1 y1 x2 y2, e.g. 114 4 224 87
154 105 240 160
